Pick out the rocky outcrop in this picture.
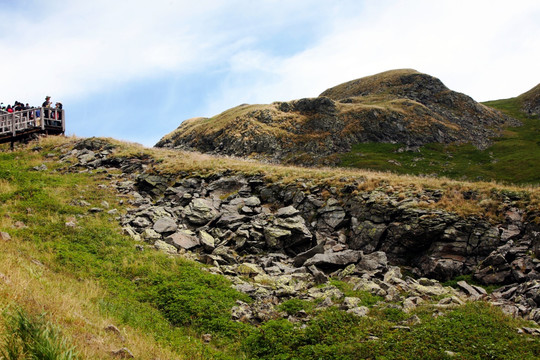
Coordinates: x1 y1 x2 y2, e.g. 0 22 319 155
156 69 519 165
59 138 540 324
519 83 540 116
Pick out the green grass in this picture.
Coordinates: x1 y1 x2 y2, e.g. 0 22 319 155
243 303 540 359
0 308 79 360
340 97 540 184
0 147 251 358
277 299 314 316
0 140 539 359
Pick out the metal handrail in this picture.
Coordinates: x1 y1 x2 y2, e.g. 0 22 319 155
0 107 65 136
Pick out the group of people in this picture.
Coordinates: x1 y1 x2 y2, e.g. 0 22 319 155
0 96 63 114
0 96 63 132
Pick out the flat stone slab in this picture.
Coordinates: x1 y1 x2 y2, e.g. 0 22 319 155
304 250 362 268
166 231 200 250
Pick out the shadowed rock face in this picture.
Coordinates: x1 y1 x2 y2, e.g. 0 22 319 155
520 83 540 116
155 69 519 165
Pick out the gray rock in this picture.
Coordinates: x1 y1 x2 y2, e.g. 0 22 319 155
154 240 178 254
391 325 411 331
347 306 369 317
457 280 485 298
142 228 161 241
264 226 292 249
217 214 248 227
304 250 362 269
277 206 300 217
403 297 424 313
111 347 134 359
357 251 387 271
185 198 219 225
274 215 312 237
32 164 48 171
307 265 328 284
212 246 238 264
343 297 362 309
131 216 151 228
245 196 261 207
166 230 200 250
199 230 216 251
236 263 265 277
122 226 141 241
153 217 178 233
0 231 11 241
349 221 387 251
78 151 96 164
318 204 347 229
293 243 325 267
235 283 257 294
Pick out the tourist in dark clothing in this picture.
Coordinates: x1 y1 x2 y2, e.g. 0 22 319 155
42 96 51 120
55 102 63 122
42 96 51 108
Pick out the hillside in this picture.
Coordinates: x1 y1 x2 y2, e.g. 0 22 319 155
340 94 540 184
519 82 540 115
0 136 539 358
156 69 518 166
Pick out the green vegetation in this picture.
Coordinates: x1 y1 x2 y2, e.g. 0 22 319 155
0 146 250 358
244 303 539 360
328 279 384 306
340 97 540 184
277 299 313 316
0 308 78 360
0 138 538 358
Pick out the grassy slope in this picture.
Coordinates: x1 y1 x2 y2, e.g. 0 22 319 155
340 97 540 185
0 143 250 359
0 137 538 359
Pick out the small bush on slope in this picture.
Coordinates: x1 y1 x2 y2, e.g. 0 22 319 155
0 308 78 360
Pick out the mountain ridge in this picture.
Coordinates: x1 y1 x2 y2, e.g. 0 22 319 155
156 69 519 165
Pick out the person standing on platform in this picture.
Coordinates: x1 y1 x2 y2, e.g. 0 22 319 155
42 96 51 121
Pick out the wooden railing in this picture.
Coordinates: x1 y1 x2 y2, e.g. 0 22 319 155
0 107 65 137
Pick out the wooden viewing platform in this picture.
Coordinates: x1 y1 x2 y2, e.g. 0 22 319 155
0 107 65 147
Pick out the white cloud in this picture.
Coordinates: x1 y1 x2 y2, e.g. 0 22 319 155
205 0 540 115
1 0 538 140
0 0 242 103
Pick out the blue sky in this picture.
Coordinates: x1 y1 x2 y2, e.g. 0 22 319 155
1 0 539 146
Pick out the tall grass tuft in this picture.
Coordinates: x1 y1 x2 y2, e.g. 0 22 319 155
0 308 78 360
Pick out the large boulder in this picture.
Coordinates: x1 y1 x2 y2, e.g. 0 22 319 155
304 250 362 270
185 198 219 225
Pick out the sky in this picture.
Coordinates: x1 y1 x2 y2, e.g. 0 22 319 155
1 0 539 147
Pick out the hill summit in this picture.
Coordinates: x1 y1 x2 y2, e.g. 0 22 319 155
156 69 518 165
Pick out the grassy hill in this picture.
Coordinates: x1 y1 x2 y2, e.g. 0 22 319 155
0 137 539 359
519 82 540 115
340 96 540 184
156 69 517 167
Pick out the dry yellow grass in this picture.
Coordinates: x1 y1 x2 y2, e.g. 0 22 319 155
320 69 420 100
0 238 185 359
0 178 15 195
35 136 539 220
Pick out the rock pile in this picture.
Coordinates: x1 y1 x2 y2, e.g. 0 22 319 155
59 138 540 324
